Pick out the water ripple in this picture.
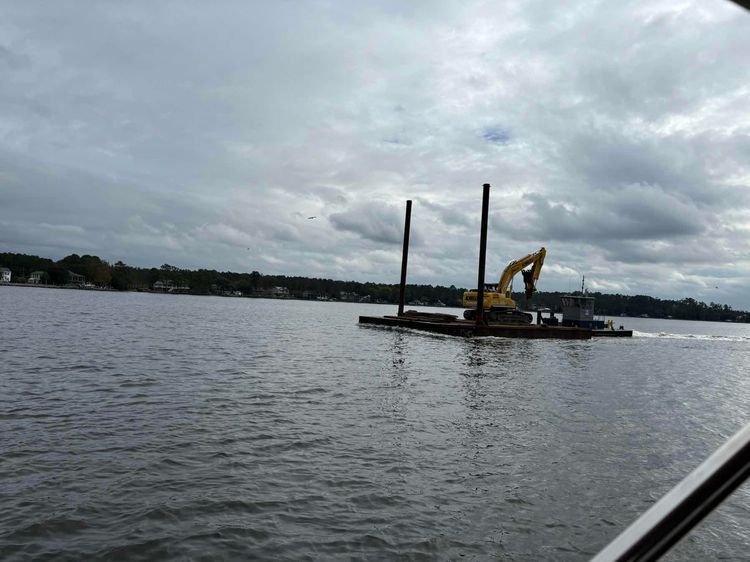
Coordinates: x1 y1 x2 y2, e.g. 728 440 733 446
1 288 749 560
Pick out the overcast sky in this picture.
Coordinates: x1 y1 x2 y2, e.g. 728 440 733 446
1 1 749 307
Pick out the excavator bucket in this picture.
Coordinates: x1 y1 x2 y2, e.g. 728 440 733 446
522 268 536 299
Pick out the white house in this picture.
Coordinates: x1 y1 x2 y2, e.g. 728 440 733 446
153 279 173 291
0 267 10 283
68 271 85 285
271 286 290 298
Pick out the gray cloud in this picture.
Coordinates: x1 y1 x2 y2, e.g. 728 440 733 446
1 0 750 307
416 198 474 228
330 203 414 246
0 44 31 70
600 239 734 265
519 185 707 243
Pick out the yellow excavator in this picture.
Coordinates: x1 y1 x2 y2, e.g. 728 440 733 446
463 247 546 324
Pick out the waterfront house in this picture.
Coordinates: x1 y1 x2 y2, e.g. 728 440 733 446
153 279 173 291
68 271 86 286
0 267 10 283
28 271 46 284
271 286 290 298
153 279 190 293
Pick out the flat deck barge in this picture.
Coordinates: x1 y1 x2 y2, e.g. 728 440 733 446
359 313 633 339
359 315 594 339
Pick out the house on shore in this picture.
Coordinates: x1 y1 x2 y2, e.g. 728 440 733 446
29 271 47 284
68 271 86 286
153 279 172 292
0 267 10 283
271 286 290 298
153 279 190 294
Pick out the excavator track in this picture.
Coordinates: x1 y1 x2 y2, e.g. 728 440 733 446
463 308 533 325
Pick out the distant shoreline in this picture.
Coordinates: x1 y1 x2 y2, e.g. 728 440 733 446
2 250 747 322
0 283 399 303
3 283 749 323
0 282 114 292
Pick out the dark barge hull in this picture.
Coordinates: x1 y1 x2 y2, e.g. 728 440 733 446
592 329 633 337
359 315 593 339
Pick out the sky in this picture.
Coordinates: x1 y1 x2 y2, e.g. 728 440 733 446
1 1 750 308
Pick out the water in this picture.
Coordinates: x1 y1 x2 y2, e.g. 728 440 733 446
1 286 749 561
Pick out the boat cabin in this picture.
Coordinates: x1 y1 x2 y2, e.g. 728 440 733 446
561 294 605 329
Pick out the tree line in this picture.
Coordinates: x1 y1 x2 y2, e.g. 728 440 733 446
1 251 747 322
0 251 464 304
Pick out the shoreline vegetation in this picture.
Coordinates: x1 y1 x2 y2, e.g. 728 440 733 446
1 251 748 323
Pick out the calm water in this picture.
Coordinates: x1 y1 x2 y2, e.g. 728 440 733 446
1 286 749 561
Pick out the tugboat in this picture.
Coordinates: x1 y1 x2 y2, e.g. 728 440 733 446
561 295 606 329
561 276 606 329
560 277 632 337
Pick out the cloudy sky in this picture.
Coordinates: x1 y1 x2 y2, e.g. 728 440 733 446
2 1 750 307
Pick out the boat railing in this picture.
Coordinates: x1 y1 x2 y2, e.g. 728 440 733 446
591 422 750 561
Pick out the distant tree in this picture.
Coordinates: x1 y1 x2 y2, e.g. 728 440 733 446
57 254 112 286
47 266 70 285
57 254 83 271
110 261 133 290
146 268 160 286
0 252 55 279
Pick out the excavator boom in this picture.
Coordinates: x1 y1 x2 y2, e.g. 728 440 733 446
462 247 546 323
497 247 546 299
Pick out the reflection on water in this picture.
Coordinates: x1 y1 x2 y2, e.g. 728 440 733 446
462 338 489 370
390 332 408 371
1 288 749 561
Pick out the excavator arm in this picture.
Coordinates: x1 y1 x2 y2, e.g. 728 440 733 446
462 247 546 319
497 247 546 300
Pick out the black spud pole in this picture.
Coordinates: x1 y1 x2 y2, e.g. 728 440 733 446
397 200 412 316
475 184 490 326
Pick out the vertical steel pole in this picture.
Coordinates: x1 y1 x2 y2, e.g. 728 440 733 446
475 184 490 326
397 200 412 317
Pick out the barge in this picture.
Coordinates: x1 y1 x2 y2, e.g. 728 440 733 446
358 184 631 339
359 311 593 339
